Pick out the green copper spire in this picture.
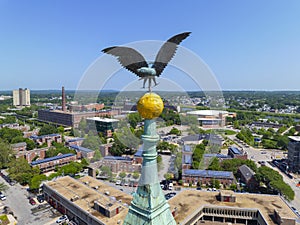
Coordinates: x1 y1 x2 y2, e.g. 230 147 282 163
123 93 176 225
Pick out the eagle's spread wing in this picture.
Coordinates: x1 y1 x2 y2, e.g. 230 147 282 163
152 32 191 76
102 46 148 78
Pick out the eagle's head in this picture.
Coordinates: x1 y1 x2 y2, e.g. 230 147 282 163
137 67 156 76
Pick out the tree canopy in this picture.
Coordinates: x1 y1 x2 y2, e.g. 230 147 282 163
38 124 58 136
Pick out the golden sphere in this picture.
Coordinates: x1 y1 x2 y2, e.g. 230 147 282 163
137 93 164 119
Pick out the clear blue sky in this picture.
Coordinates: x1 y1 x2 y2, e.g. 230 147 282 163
1 0 300 91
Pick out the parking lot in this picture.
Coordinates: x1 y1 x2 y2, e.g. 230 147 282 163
0 171 61 225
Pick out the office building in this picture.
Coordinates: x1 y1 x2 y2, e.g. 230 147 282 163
12 88 30 106
86 117 119 137
288 136 300 173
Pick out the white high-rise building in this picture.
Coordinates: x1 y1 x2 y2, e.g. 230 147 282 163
13 88 30 106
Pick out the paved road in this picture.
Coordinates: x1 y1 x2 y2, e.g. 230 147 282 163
0 173 60 225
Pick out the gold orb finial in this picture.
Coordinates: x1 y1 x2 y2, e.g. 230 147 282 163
137 93 164 119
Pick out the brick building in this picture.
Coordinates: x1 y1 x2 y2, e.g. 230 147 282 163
99 156 141 173
11 142 27 152
16 148 47 163
30 153 76 172
238 165 257 190
182 169 235 187
228 146 248 160
30 134 62 147
38 109 117 128
69 145 95 159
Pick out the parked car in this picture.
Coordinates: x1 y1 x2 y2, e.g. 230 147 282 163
0 193 6 201
37 195 44 203
29 197 36 205
56 215 68 223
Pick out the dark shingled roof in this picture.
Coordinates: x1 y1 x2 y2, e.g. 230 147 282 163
238 164 255 181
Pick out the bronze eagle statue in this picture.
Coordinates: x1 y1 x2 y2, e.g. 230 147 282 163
102 32 191 91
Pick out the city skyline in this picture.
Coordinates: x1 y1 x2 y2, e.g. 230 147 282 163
1 1 300 91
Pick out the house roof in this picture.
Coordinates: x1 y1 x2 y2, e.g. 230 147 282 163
69 145 93 153
183 169 234 179
31 153 75 166
11 142 27 148
238 165 255 181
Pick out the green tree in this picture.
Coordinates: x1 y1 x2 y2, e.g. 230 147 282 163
0 182 8 192
82 132 103 151
169 127 181 136
58 162 83 176
208 157 221 171
81 158 89 167
38 124 58 136
8 157 40 185
25 139 36 150
100 166 112 179
0 139 14 168
132 171 140 179
164 173 173 180
221 158 257 175
255 166 294 200
92 149 102 161
128 113 142 128
119 172 126 179
192 144 205 169
211 179 220 189
29 174 47 190
0 127 23 143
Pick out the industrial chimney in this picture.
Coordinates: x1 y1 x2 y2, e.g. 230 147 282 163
62 86 66 112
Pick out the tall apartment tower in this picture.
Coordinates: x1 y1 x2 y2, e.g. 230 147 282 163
13 88 30 106
287 136 300 173
62 86 66 112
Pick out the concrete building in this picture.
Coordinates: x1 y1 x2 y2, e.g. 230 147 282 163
43 176 132 225
228 146 248 160
12 88 30 106
86 117 119 137
43 176 298 225
169 190 298 225
288 136 300 173
30 153 76 172
182 169 235 187
186 110 236 128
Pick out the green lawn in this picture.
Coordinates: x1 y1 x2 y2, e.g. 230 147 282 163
0 214 9 225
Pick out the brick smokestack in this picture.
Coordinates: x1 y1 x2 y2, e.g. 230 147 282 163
62 86 66 112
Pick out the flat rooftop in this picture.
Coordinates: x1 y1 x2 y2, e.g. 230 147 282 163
289 136 300 142
187 110 228 116
86 117 119 122
168 190 297 225
45 176 132 225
